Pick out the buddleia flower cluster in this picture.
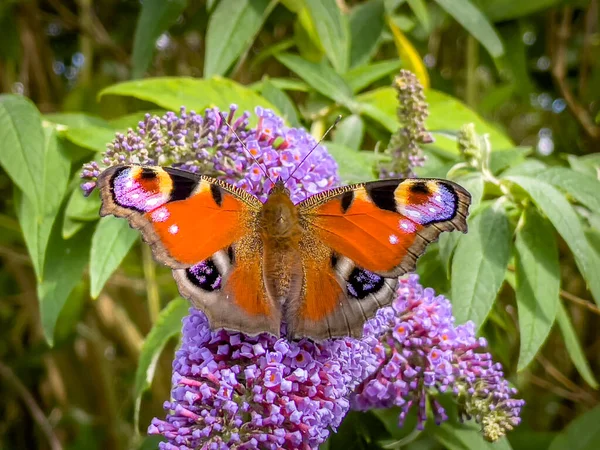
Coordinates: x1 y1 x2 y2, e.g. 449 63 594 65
81 99 523 449
379 69 432 179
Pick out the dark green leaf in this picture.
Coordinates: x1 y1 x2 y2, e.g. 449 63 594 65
0 94 45 208
133 297 188 428
549 404 600 450
343 60 401 94
90 216 139 298
349 0 385 68
16 127 71 279
332 115 365 150
132 0 187 78
473 0 562 22
324 142 380 183
438 173 484 272
204 0 273 77
515 207 559 370
275 53 355 107
451 201 512 327
507 176 600 305
556 302 599 388
39 221 94 345
63 189 101 239
433 0 504 58
260 79 301 127
536 167 600 215
304 0 350 73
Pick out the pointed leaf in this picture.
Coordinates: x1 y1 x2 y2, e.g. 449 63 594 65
434 0 504 58
16 127 71 279
515 207 560 370
275 53 354 107
549 404 600 450
39 221 94 345
0 94 45 208
134 297 188 428
131 0 187 78
90 216 139 298
349 0 385 68
304 0 350 73
438 173 484 272
536 167 600 215
343 60 401 94
556 302 598 388
204 0 274 77
333 115 365 151
99 77 281 121
260 79 301 127
451 201 512 327
507 176 600 306
324 142 380 183
407 0 431 31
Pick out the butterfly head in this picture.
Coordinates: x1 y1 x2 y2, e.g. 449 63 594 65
269 177 291 197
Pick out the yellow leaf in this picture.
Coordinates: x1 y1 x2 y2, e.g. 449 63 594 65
387 17 430 88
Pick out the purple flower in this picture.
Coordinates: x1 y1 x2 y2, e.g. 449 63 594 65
80 105 338 203
148 309 376 449
352 274 524 441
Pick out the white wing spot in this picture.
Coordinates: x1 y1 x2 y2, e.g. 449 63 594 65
399 219 416 233
407 209 421 218
389 234 399 245
428 207 437 213
126 180 134 188
435 195 442 202
168 224 179 234
146 197 160 207
131 193 140 199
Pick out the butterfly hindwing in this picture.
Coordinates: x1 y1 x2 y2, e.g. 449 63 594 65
97 164 282 335
291 178 470 339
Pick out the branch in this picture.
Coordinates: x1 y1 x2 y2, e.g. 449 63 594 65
551 7 600 140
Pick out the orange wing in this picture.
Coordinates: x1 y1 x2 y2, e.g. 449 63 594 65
97 164 282 335
289 178 470 340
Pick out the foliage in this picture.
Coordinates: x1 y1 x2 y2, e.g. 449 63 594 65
0 0 599 449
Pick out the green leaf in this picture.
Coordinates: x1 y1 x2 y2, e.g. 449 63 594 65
90 216 139 298
433 0 504 58
536 167 600 215
16 127 71 279
204 0 274 77
275 53 355 107
63 189 101 239
0 94 45 209
349 0 385 68
324 142 379 183
473 0 562 22
438 172 484 272
507 176 600 306
133 297 188 429
549 404 600 450
514 207 560 371
567 154 600 177
304 0 350 73
99 77 281 121
407 0 431 31
131 0 187 78
332 115 364 151
250 78 310 93
355 87 514 149
501 159 547 177
489 146 529 174
434 421 513 450
260 79 301 127
39 221 94 345
343 60 401 94
556 302 599 388
451 201 512 327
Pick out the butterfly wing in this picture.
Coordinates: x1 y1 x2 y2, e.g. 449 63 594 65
291 178 470 340
97 164 282 335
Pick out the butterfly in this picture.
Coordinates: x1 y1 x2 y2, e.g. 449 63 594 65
97 164 470 340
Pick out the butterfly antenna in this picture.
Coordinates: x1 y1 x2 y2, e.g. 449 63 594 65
286 115 342 182
224 120 274 184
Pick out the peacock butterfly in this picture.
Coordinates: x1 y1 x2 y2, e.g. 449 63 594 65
96 162 470 341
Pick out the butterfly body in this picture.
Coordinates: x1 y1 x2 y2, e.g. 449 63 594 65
97 164 471 341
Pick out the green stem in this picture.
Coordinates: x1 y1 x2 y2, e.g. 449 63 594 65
142 245 161 323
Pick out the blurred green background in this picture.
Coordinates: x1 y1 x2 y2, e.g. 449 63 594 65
0 0 599 449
